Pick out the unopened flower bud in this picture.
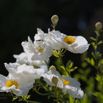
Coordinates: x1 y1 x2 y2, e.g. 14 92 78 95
51 15 59 25
49 65 56 71
95 22 102 31
52 76 58 85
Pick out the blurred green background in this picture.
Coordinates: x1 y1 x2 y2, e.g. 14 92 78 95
0 0 103 103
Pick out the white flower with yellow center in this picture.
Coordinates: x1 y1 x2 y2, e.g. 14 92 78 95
61 76 85 99
42 66 64 89
42 66 84 98
0 74 35 96
50 30 90 53
13 52 48 73
22 36 52 61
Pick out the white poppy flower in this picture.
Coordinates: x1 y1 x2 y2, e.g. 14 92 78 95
61 76 85 99
4 63 46 79
42 68 64 89
42 66 85 99
13 52 48 73
21 36 52 61
50 30 90 53
0 74 35 96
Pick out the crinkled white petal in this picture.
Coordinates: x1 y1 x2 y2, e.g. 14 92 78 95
61 76 85 99
34 28 47 41
61 76 80 87
21 37 37 54
0 74 9 87
13 52 48 71
65 85 85 98
18 82 34 96
5 63 46 80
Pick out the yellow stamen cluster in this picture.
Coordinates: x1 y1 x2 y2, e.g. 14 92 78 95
61 78 70 85
37 46 44 53
63 36 75 44
6 80 19 89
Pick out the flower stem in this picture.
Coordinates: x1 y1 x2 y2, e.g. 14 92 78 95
59 56 69 76
95 35 99 67
34 89 53 96
45 60 49 69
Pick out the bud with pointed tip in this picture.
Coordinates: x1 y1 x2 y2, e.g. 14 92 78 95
52 76 58 85
95 22 102 31
51 15 59 25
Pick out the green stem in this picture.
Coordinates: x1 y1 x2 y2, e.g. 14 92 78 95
10 91 14 98
59 56 69 76
95 35 101 75
34 89 53 96
95 35 99 67
45 60 49 69
94 32 103 89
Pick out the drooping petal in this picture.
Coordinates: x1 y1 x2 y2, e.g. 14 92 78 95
65 86 85 98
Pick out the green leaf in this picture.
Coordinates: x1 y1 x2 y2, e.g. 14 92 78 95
60 66 65 71
75 99 78 103
81 62 88 68
91 58 95 66
95 75 103 85
91 42 97 50
95 75 101 82
93 92 101 97
65 72 69 76
70 67 78 72
66 60 73 70
25 95 31 99
98 59 103 67
95 52 102 60
80 94 88 103
95 31 100 36
91 42 95 47
97 40 103 45
69 95 75 103
94 45 97 50
85 58 91 64
90 37 96 41
101 59 103 64
91 52 95 59
12 97 18 101
66 60 72 69
52 50 59 57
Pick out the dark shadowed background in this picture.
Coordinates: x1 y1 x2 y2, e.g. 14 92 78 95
0 0 103 103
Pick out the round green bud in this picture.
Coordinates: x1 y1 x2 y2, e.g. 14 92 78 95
95 22 102 31
49 65 56 71
52 76 58 85
51 15 59 25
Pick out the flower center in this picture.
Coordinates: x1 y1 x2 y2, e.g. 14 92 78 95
37 46 44 53
63 36 75 44
6 80 19 89
61 78 70 85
